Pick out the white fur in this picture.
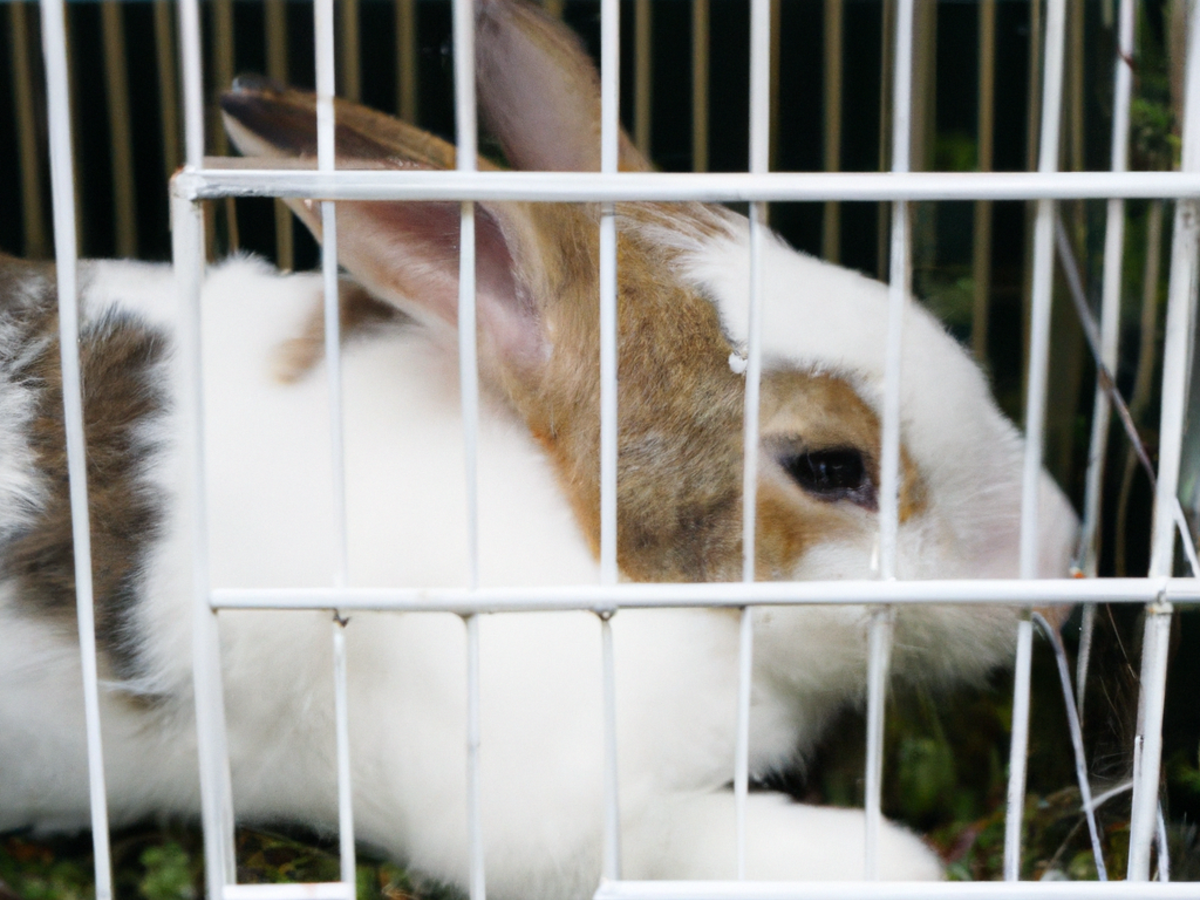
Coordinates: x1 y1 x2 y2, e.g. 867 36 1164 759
0 245 1076 898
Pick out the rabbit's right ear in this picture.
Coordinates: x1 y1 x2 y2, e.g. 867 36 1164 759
475 0 651 173
221 80 549 376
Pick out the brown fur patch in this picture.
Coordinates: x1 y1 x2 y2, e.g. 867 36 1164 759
471 201 931 584
0 265 170 681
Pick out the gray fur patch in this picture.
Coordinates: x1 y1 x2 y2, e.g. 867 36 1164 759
0 255 171 682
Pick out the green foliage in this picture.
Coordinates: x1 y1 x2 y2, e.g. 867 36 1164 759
0 829 465 900
1 835 95 900
137 843 196 900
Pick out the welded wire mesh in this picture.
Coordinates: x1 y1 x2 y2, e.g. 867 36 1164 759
9 1 1200 898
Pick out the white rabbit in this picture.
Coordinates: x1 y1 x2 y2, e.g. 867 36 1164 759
0 0 1076 895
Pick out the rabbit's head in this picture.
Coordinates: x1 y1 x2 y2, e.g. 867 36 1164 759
221 0 1076 657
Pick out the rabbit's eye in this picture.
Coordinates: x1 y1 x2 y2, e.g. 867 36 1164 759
780 448 876 510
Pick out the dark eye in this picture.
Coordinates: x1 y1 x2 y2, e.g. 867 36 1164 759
780 448 876 510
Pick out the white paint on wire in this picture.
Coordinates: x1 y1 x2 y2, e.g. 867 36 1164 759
178 0 203 168
331 621 356 887
598 0 622 882
171 188 237 896
178 167 1200 204
1031 613 1106 880
39 0 113 896
208 575 1200 613
314 0 336 170
1005 0 1066 879
600 613 622 882
1130 2 1200 878
737 0 770 843
452 2 484 895
862 607 893 881
1003 612 1034 882
592 883 1200 900
313 1 357 892
866 0 914 876
1128 604 1175 880
465 614 486 900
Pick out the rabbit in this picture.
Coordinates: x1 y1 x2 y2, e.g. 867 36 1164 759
0 0 1078 895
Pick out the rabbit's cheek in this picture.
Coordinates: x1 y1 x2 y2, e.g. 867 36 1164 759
754 480 876 580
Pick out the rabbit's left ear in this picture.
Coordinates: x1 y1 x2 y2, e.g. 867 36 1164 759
475 0 652 173
221 79 552 376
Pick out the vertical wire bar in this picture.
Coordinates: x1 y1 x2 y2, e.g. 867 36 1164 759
1005 0 1068 881
599 0 619 587
732 0 772 880
173 186 238 897
39 0 113 896
735 195 765 879
865 0 913 877
600 613 622 882
634 0 651 158
691 0 709 172
1130 6 1200 877
154 1 181 188
971 0 995 364
332 621 356 887
863 607 893 878
821 0 842 263
1129 604 1175 878
465 614 486 900
11 0 48 257
314 0 357 891
1032 614 1108 879
454 0 485 895
599 0 621 882
264 0 295 270
396 0 417 122
1075 0 1136 715
315 0 346 597
100 0 137 257
176 0 237 890
179 0 204 170
454 11 480 592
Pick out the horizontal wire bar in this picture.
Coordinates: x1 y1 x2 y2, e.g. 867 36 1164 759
209 577 1196 614
593 882 1200 900
174 166 1200 204
223 884 353 900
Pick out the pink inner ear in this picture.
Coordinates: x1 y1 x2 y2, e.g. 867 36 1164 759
333 198 542 372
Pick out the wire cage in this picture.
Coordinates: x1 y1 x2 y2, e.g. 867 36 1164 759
3 0 1200 898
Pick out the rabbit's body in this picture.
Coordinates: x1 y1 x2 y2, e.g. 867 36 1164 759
2 244 1070 894
2 0 1078 893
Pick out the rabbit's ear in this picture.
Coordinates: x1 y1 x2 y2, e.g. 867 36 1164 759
222 80 547 374
475 0 651 173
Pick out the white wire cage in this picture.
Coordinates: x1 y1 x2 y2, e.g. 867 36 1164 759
4 0 1200 898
